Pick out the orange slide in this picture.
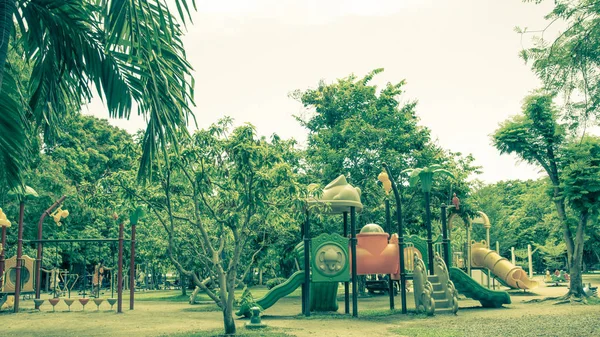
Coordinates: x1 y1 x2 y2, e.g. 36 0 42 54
471 241 538 290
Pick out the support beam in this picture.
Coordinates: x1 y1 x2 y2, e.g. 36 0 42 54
343 211 349 314
117 222 124 313
383 163 407 314
14 202 25 313
35 195 67 307
385 199 394 310
303 210 310 317
441 204 450 268
350 206 358 317
130 222 136 310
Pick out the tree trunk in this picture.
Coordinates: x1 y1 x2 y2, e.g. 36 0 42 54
180 274 187 296
258 267 262 286
222 300 236 336
567 212 587 297
222 270 237 336
0 0 16 90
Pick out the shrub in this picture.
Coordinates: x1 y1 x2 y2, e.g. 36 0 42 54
266 277 286 289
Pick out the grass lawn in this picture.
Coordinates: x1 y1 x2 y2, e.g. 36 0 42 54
0 274 598 336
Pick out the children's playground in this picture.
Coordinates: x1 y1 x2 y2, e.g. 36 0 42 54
1 175 599 337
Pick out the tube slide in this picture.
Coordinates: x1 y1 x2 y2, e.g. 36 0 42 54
471 242 538 290
236 270 304 317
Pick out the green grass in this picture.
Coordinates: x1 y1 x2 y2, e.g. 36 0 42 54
389 327 462 337
161 327 294 337
587 296 600 305
134 287 281 303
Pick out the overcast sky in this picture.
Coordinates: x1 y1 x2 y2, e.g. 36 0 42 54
87 0 557 183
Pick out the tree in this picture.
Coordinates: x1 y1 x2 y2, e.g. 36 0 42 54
493 93 590 297
292 69 433 225
519 0 600 131
117 119 306 335
473 179 563 272
0 0 196 190
560 136 600 290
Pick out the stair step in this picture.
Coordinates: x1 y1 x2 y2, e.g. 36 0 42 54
432 291 446 300
434 298 450 308
435 307 457 314
428 275 439 283
430 282 443 291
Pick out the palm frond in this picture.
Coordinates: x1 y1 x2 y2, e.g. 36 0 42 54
0 68 30 190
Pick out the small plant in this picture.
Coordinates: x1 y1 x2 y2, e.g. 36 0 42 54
266 277 286 290
236 287 263 318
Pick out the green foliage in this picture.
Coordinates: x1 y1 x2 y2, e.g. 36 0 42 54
561 136 600 215
265 277 287 290
520 0 600 131
0 0 196 190
493 94 564 177
114 118 306 334
293 69 480 235
473 179 564 270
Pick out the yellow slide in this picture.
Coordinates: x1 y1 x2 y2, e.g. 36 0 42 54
471 241 538 290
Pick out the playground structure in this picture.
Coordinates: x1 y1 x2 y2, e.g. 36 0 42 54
0 198 142 313
449 212 539 291
237 171 515 317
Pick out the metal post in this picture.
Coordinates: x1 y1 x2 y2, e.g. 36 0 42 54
511 247 515 265
350 206 358 317
425 192 434 275
383 163 407 314
14 201 25 313
35 195 67 307
385 199 394 310
0 226 6 287
441 204 450 268
130 222 136 310
300 212 305 315
117 221 124 313
343 211 349 314
527 244 533 279
303 210 310 317
467 225 471 276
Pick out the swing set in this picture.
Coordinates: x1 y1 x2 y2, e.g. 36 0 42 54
0 196 141 313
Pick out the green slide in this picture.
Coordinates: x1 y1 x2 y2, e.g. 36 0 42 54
236 270 305 317
449 267 511 308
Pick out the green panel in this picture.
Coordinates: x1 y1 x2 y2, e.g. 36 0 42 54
310 282 339 311
406 235 429 270
311 233 350 283
449 267 511 308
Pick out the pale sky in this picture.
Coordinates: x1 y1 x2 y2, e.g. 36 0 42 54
86 0 557 183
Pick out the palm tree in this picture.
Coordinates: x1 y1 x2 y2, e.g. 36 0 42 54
0 0 196 191
403 164 454 274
